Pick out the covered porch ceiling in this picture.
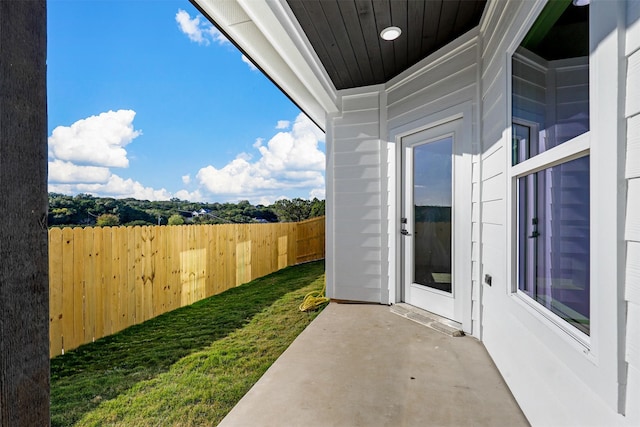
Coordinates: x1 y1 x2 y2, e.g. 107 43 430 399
192 0 487 129
286 0 487 90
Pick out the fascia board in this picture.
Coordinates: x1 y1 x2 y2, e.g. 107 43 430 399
196 0 251 27
231 21 329 127
194 0 336 131
238 0 337 113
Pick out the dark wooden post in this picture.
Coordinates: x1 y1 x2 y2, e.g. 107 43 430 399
0 1 49 426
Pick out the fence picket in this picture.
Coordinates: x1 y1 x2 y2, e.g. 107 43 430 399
48 217 324 356
118 226 129 332
94 227 104 341
72 228 84 350
49 228 63 357
61 228 75 352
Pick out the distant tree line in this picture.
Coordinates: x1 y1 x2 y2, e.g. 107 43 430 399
48 193 325 228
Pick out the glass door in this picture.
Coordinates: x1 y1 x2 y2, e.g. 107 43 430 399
401 119 468 324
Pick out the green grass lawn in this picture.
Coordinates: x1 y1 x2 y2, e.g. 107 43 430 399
50 260 327 426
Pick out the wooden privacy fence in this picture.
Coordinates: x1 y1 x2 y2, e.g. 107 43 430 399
48 217 325 357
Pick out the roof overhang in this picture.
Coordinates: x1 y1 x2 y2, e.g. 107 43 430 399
192 0 339 131
192 1 488 132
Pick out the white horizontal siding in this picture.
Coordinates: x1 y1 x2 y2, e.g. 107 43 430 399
334 192 381 208
480 0 509 350
481 147 505 181
330 178 380 194
329 89 384 303
387 41 477 131
477 1 629 424
341 90 380 111
332 109 379 127
627 179 640 242
331 208 381 222
388 87 476 131
627 241 640 305
334 220 380 235
626 15 640 425
627 364 640 422
481 172 505 202
333 139 380 153
628 302 640 369
627 114 640 179
329 286 381 303
481 199 504 226
481 0 523 77
482 75 508 152
628 0 640 57
333 165 380 180
330 122 379 140
388 45 476 103
626 49 640 117
334 260 381 277
332 151 380 167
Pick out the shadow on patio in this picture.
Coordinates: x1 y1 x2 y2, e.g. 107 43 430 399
219 303 529 427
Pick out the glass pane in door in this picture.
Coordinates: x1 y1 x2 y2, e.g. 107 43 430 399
413 137 452 293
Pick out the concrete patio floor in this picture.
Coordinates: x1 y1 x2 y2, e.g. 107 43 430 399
219 303 529 427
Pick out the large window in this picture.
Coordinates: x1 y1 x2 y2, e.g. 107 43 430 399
511 0 590 336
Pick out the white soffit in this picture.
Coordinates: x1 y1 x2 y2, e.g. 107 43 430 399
194 0 338 131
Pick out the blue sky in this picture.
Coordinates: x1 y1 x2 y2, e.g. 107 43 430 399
47 0 325 205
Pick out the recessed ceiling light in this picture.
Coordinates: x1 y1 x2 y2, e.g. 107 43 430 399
380 26 401 41
572 0 589 5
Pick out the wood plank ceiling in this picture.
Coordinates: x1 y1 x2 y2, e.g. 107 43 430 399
286 0 487 90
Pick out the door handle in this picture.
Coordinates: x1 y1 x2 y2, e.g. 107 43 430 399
401 229 411 236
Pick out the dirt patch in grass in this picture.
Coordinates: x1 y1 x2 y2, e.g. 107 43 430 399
51 260 326 426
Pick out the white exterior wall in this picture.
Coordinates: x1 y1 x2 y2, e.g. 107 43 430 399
479 1 629 425
625 1 640 423
385 32 480 336
326 87 389 303
322 1 639 424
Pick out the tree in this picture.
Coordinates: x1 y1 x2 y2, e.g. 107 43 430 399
271 198 313 222
96 213 120 227
310 198 325 218
168 214 185 225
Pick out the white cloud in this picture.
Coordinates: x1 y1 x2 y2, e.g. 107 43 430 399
191 113 325 203
48 110 141 168
48 111 326 204
176 9 228 46
207 25 229 45
49 159 111 184
48 110 172 201
241 55 258 71
256 196 278 206
73 175 172 201
174 189 204 202
48 174 171 201
310 188 325 200
276 120 290 130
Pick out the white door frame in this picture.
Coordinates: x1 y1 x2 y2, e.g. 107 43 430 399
391 106 473 333
402 124 459 321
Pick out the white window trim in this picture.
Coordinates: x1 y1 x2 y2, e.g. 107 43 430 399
505 6 593 353
509 136 592 348
509 118 592 346
510 131 590 178
504 1 627 414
